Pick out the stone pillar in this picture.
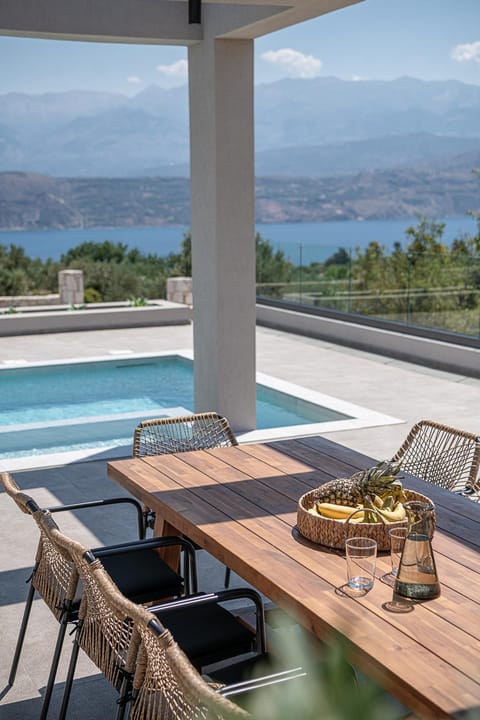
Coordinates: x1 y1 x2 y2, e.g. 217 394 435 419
188 36 256 432
166 277 193 305
59 269 84 305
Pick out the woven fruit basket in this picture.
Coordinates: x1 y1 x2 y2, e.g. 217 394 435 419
297 487 433 551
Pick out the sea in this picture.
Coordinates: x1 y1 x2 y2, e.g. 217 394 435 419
0 216 476 265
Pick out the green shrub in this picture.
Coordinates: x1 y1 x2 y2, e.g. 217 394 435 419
84 287 103 303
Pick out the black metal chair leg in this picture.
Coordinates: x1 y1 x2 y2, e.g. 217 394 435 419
39 614 70 720
8 580 36 686
224 566 231 588
115 674 132 720
58 630 81 720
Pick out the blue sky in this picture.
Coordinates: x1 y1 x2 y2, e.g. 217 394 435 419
0 0 479 95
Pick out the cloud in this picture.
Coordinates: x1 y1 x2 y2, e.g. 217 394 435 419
156 59 188 79
451 41 480 63
351 74 367 82
261 48 322 78
127 75 142 84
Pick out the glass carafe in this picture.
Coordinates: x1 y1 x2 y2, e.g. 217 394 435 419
394 500 440 600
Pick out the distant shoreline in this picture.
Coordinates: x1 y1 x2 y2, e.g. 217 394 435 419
0 211 472 234
1 166 478 232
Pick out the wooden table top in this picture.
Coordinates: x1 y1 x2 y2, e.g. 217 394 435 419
107 435 480 719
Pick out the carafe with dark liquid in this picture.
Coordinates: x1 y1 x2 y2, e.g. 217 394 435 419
394 500 440 600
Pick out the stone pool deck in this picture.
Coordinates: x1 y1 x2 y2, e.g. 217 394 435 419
0 323 478 718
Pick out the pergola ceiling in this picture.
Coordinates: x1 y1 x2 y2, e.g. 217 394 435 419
0 0 362 45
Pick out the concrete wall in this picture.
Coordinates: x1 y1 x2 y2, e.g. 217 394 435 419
0 301 191 336
256 303 480 378
0 294 61 308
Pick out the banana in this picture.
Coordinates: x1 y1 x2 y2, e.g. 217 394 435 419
362 495 381 523
376 502 406 523
381 494 395 511
316 502 364 521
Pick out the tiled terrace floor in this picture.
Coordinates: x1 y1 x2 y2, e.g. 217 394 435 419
0 323 478 718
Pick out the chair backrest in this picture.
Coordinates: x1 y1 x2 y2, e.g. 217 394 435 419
133 412 238 458
129 615 250 720
36 511 249 719
392 420 480 493
36 509 138 692
1 472 79 620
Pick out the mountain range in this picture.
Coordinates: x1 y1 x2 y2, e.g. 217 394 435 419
1 76 480 178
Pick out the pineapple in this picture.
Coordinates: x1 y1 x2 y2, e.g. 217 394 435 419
315 461 403 507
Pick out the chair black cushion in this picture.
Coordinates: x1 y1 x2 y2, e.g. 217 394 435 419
153 599 255 669
99 548 184 604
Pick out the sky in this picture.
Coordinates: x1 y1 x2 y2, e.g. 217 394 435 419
0 0 479 95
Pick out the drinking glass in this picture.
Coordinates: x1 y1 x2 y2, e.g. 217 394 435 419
388 527 407 577
345 537 377 591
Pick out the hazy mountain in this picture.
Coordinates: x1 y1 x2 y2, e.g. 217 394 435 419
0 90 128 132
255 133 480 177
0 77 480 177
255 76 480 149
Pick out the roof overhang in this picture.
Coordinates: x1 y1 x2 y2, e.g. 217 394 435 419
0 0 363 45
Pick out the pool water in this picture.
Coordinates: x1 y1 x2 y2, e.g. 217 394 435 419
0 355 351 460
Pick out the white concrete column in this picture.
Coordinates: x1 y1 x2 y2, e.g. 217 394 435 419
188 36 256 431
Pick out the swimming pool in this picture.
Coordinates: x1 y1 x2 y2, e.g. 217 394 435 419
0 351 401 469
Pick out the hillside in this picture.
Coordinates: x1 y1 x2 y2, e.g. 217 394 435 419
1 162 478 230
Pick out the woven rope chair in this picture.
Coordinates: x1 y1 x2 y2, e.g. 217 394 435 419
392 420 480 496
33 511 138 720
133 412 237 586
130 613 250 720
45 521 249 720
34 514 278 720
129 599 307 720
1 471 196 720
37 515 304 720
133 412 238 459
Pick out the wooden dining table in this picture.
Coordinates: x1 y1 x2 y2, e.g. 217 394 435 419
107 434 480 719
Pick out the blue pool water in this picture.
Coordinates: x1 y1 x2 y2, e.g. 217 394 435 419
0 356 351 460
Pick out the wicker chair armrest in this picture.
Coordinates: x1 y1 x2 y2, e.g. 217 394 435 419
149 587 266 653
92 535 198 594
47 496 145 539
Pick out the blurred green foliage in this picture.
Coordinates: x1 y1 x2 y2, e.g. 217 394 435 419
244 628 403 720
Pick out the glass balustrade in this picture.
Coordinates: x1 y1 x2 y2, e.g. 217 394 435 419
256 244 480 339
